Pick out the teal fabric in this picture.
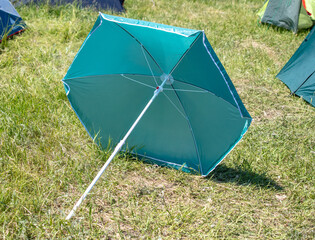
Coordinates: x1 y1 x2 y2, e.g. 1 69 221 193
63 13 252 176
260 0 314 33
277 27 315 107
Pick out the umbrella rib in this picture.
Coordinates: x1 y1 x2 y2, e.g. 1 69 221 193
111 21 164 75
162 91 188 120
201 32 244 118
64 74 209 94
169 79 252 120
140 44 159 86
64 73 156 81
169 33 202 76
169 84 203 175
63 74 250 120
63 74 157 90
162 34 212 171
163 88 208 93
167 30 245 119
121 74 156 89
65 75 170 220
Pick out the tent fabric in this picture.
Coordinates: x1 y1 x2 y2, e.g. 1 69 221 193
258 0 314 33
298 3 314 29
12 0 125 12
0 0 25 41
303 0 315 19
277 27 315 107
63 13 252 176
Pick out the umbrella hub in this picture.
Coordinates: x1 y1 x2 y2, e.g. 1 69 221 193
160 73 174 85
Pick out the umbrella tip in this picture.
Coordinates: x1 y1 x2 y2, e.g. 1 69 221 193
66 210 75 220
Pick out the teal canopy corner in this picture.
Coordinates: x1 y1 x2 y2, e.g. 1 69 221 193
63 13 252 177
277 27 315 107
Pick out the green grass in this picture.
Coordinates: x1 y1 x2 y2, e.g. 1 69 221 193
1 0 314 239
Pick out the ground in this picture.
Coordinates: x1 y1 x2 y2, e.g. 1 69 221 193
0 0 314 239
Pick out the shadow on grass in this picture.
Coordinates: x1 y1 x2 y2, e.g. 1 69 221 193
258 22 311 35
114 148 283 191
207 164 283 191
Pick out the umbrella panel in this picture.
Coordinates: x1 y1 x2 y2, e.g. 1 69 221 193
65 73 249 175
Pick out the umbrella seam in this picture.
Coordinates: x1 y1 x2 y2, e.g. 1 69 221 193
108 17 164 74
100 13 197 37
162 91 188 120
133 152 196 171
169 33 203 76
121 74 156 89
62 13 103 81
63 74 251 120
63 90 95 141
202 31 244 118
63 73 157 82
172 79 250 118
202 120 250 176
168 80 252 119
169 84 203 175
166 31 249 120
140 44 159 86
166 32 204 173
63 81 70 95
293 70 315 94
163 88 207 93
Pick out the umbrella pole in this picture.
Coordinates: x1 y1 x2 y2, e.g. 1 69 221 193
66 76 169 220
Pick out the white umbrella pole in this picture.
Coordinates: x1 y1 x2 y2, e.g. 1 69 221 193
66 76 169 220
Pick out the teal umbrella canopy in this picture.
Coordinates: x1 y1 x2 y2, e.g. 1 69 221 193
63 13 252 176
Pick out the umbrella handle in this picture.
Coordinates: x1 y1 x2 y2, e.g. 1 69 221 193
65 75 170 220
66 139 124 220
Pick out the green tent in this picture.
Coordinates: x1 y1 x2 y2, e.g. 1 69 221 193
277 26 315 107
303 0 315 20
258 0 315 33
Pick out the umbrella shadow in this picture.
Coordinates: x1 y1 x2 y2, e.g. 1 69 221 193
207 164 283 191
119 148 283 191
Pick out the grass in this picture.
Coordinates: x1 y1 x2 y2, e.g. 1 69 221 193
0 0 314 239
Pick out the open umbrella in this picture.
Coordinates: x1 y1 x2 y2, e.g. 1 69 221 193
63 13 252 219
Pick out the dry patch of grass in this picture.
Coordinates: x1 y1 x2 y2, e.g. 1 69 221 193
241 38 282 66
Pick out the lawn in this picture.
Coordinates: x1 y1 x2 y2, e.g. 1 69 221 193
0 0 314 239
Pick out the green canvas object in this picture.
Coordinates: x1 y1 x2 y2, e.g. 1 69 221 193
303 0 315 20
63 13 252 176
298 2 314 29
277 27 315 107
258 0 314 32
